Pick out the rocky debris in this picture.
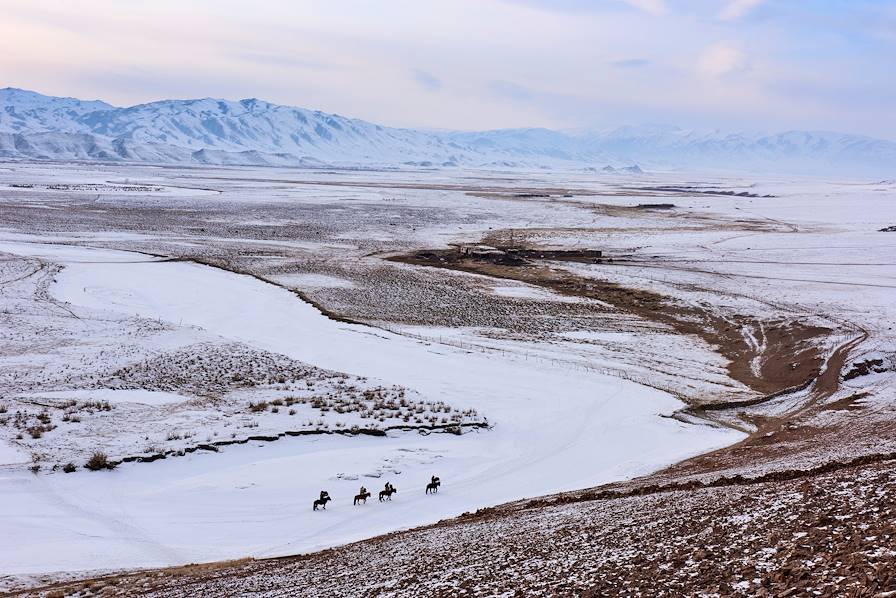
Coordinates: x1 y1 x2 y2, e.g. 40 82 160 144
844 357 890 380
636 202 676 209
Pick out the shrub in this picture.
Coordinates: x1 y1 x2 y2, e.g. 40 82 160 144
63 462 77 473
248 401 268 413
85 451 115 471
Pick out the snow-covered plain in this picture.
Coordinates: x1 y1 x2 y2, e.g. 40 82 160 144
2 161 895 587
0 241 739 577
18 389 190 406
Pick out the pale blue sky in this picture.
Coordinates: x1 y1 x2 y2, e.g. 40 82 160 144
2 0 894 137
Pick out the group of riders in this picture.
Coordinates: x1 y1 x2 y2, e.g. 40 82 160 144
313 476 440 510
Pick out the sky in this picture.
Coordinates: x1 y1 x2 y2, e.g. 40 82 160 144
1 0 894 138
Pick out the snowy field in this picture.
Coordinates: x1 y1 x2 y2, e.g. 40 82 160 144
0 240 738 578
1 162 894 586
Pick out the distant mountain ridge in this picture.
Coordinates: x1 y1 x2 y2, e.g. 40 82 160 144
2 87 894 174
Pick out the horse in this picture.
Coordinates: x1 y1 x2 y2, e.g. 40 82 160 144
379 487 397 502
353 490 371 505
426 478 441 494
313 494 331 511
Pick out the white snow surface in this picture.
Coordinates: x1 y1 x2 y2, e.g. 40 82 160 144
1 242 740 576
3 88 895 174
18 389 190 407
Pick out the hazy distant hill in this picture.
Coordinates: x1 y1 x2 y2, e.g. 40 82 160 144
2 88 894 174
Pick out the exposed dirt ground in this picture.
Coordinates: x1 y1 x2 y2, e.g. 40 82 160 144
392 245 829 399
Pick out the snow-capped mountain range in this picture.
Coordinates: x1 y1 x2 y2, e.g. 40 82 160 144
2 87 894 174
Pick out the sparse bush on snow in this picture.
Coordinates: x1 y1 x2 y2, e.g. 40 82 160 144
85 451 115 471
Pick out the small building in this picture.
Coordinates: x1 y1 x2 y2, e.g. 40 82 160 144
457 244 506 259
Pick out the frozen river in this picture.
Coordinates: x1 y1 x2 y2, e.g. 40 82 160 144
2 241 740 575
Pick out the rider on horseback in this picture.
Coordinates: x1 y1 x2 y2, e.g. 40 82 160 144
314 490 332 510
354 485 371 505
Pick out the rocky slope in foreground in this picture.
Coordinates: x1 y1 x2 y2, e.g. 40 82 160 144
14 459 896 597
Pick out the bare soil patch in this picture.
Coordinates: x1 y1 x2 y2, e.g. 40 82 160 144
391 246 829 400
